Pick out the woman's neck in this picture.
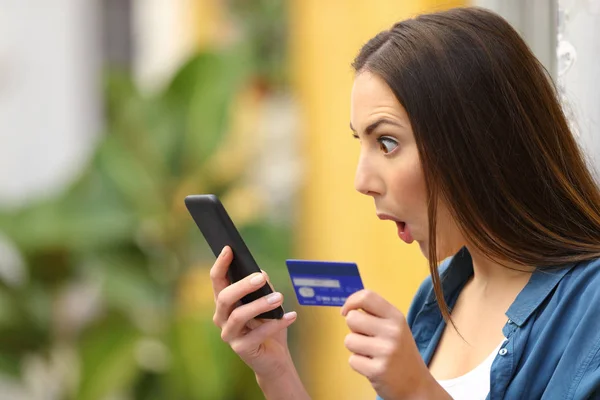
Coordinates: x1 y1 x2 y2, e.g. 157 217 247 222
464 245 534 294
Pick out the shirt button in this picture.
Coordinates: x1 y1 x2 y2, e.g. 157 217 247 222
499 348 508 356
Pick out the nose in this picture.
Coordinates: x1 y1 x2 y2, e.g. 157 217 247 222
354 152 383 197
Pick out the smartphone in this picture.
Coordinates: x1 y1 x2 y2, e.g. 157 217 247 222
184 194 284 319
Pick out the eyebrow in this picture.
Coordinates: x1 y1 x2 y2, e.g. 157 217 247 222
349 118 404 136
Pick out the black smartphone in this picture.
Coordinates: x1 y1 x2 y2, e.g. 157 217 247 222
184 194 284 319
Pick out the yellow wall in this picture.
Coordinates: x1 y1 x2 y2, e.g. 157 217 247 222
289 1 465 399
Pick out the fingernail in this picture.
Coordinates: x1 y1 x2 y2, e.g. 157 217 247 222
250 273 265 285
220 247 227 257
266 292 282 304
283 311 297 320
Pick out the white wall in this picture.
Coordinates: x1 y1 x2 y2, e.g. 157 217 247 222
0 0 200 210
477 0 600 176
475 0 557 74
557 0 600 174
0 1 102 209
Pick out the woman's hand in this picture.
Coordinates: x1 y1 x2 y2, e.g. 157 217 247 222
211 246 298 379
341 290 451 400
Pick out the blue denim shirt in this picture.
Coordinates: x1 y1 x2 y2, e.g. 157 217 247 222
376 247 600 400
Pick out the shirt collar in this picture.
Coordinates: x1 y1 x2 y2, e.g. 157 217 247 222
424 246 578 327
506 263 577 326
425 246 474 306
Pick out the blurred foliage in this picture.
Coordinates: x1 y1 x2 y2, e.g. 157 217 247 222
227 0 289 91
0 29 292 400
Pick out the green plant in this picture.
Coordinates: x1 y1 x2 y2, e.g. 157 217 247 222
0 46 292 400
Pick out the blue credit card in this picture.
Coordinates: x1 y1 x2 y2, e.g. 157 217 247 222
285 260 364 307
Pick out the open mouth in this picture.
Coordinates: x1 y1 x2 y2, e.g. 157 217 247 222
396 221 414 244
377 213 413 243
397 221 406 232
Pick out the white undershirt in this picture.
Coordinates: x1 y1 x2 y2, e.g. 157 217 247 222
436 340 506 400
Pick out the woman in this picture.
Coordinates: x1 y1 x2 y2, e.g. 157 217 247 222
210 7 600 399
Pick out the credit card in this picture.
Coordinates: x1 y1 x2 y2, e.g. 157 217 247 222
285 260 364 307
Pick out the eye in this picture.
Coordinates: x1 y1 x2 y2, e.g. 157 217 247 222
377 136 398 154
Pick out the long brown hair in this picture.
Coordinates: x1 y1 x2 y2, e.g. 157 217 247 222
352 7 600 321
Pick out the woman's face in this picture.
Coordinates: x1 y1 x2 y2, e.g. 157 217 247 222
350 70 464 259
